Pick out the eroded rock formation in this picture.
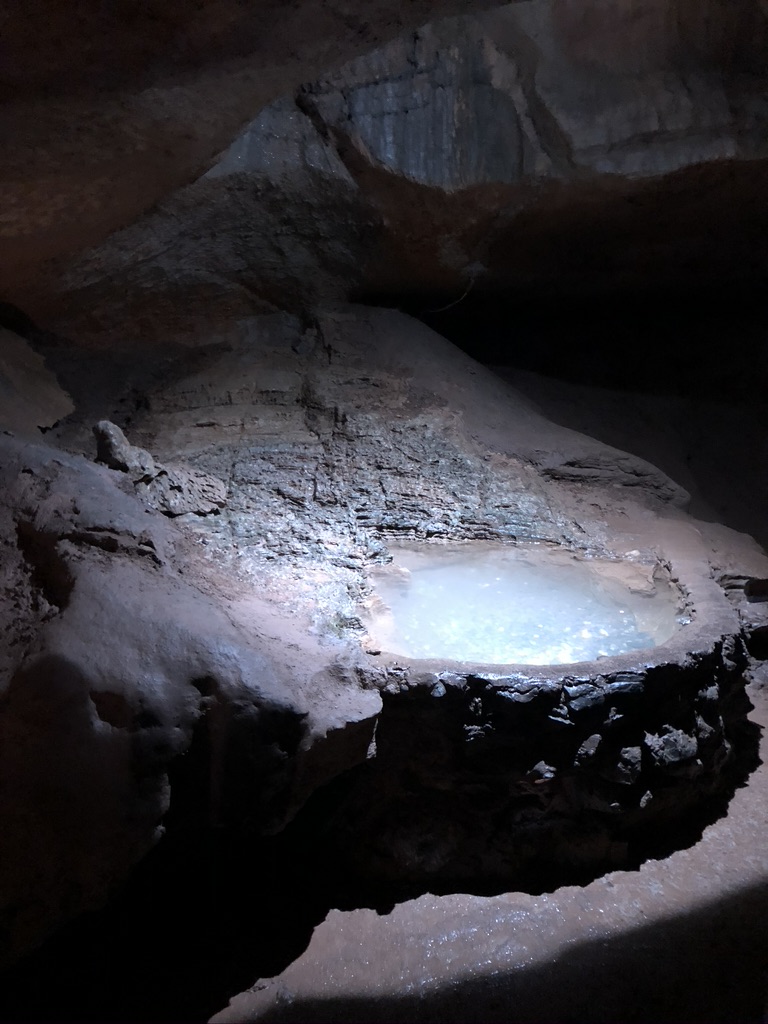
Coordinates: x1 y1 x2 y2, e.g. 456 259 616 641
0 0 500 304
0 432 380 966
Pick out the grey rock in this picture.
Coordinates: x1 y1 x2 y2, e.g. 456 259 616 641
644 726 699 767
575 733 602 764
94 420 227 517
94 420 157 479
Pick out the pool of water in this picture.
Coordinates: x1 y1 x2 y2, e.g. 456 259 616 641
364 543 682 665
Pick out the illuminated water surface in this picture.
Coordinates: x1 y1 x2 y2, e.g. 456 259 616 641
367 544 681 665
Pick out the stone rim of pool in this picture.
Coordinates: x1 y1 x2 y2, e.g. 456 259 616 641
309 534 756 895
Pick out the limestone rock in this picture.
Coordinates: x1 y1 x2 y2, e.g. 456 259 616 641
0 434 380 967
297 0 768 297
0 328 74 435
94 420 227 517
50 0 768 335
0 0 499 304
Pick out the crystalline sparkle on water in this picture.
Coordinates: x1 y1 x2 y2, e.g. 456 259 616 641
369 545 678 666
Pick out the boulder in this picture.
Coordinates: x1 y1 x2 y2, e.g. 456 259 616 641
0 434 380 966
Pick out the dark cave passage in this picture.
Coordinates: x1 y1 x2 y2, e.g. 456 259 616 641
363 283 768 398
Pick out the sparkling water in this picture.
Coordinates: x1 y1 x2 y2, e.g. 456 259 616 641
368 545 677 665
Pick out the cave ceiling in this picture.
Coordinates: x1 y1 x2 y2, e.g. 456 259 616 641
2 0 766 324
0 0 502 306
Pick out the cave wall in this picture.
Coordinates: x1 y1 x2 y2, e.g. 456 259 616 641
0 0 501 306
2 0 768 986
38 0 768 346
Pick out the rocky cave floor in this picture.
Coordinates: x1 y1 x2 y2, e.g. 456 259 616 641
2 295 768 1023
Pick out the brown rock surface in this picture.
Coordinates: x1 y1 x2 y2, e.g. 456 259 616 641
0 433 380 966
0 0 498 305
212 685 768 1023
0 327 74 435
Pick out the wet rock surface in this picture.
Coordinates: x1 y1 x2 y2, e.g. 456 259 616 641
1 300 767 1015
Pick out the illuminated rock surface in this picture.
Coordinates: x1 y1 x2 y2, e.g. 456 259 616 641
2 292 768 978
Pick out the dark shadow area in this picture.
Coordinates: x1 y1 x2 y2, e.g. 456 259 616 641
281 682 762 906
0 683 760 1023
377 283 768 399
0 817 329 1023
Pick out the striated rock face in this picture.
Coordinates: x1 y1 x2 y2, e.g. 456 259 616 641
50 0 768 332
300 0 768 298
304 0 767 188
121 306 690 578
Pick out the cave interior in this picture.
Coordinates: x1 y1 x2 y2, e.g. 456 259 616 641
1 1 768 1022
